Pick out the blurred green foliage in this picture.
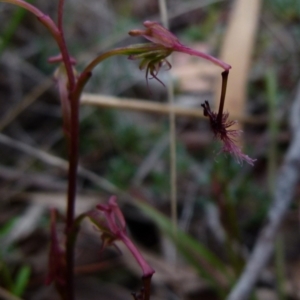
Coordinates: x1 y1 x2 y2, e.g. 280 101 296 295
266 0 300 20
0 219 31 297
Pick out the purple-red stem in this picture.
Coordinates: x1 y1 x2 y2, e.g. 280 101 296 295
55 0 75 91
119 232 155 277
13 1 79 298
55 1 78 299
2 2 77 299
65 92 79 300
142 276 152 300
174 45 231 71
217 70 229 123
119 232 154 300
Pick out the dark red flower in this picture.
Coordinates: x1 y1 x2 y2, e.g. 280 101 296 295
129 21 231 70
88 196 155 278
129 20 181 49
128 21 231 87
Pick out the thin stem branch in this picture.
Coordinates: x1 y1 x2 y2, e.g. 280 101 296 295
217 70 229 123
119 232 154 300
1 0 45 17
64 94 80 300
1 0 59 41
80 45 159 75
64 45 154 300
119 233 155 277
174 45 231 71
55 1 77 298
75 45 161 98
55 0 76 92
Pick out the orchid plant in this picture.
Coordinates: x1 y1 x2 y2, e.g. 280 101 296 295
0 0 255 299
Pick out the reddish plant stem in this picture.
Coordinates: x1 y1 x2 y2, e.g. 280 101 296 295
142 276 153 300
217 70 229 124
65 47 147 300
55 3 79 299
56 0 76 91
119 232 154 300
55 2 78 298
56 41 75 93
64 91 80 300
119 232 155 278
2 3 77 299
173 45 232 71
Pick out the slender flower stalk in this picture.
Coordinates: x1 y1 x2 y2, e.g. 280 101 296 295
217 71 229 121
76 43 172 94
201 71 256 165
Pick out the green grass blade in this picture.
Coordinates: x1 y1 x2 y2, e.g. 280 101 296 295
136 201 235 295
11 265 31 297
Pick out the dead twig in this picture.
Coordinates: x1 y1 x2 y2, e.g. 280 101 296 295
226 81 300 300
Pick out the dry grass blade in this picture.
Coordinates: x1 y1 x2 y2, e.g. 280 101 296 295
81 93 205 119
80 93 265 124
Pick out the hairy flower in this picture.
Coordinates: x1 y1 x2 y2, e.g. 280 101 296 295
128 21 231 87
201 101 256 166
128 46 172 88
